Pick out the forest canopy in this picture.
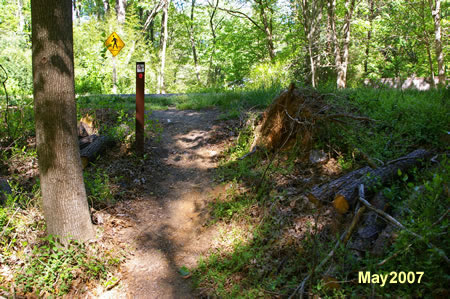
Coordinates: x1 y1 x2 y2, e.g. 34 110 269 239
0 0 448 94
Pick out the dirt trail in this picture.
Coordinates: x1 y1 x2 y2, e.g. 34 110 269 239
99 109 229 298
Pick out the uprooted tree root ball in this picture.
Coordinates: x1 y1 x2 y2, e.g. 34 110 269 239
252 83 376 156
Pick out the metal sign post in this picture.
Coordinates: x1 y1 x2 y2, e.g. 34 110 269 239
136 62 145 155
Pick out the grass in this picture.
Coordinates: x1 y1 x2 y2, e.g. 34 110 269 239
1 86 448 297
321 87 449 161
189 86 449 298
76 88 280 117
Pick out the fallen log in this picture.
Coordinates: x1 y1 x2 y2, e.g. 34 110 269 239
358 185 449 265
308 149 432 208
307 166 371 205
79 134 98 150
80 135 115 168
78 114 95 137
0 178 12 205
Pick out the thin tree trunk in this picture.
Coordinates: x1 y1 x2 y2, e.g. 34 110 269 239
328 0 342 86
116 0 126 24
336 0 355 89
73 0 81 24
31 0 94 243
300 0 324 88
189 0 201 83
150 20 154 42
112 55 118 94
125 40 136 66
158 0 170 94
364 0 374 74
256 0 275 61
326 3 332 55
421 0 435 88
17 0 24 33
142 0 164 32
207 0 219 85
103 0 110 16
429 0 445 86
216 1 275 61
426 41 436 87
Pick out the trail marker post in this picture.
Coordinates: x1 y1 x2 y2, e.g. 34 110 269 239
136 62 145 155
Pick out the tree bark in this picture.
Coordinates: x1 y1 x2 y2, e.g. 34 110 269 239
80 136 115 168
103 0 110 16
158 0 170 94
308 149 432 208
337 0 355 88
256 0 275 61
421 0 435 87
79 134 98 150
112 55 118 94
116 0 126 24
429 0 445 86
216 1 276 61
31 0 94 242
328 0 341 85
150 20 155 42
189 0 201 83
364 0 374 75
299 0 324 87
142 0 164 32
207 0 220 85
73 0 81 24
17 0 25 33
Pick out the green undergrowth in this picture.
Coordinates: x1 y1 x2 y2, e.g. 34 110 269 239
0 180 122 297
191 87 449 297
15 235 121 297
77 94 177 111
320 87 449 161
173 88 279 112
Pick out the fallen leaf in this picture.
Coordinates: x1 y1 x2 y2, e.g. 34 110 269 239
333 195 349 214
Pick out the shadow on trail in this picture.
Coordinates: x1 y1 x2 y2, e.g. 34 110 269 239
101 108 232 298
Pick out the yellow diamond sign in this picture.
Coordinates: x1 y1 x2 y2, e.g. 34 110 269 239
105 32 125 56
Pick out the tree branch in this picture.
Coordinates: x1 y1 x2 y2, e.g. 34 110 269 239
358 185 450 265
212 4 264 32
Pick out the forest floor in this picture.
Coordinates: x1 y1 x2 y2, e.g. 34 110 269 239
94 108 235 298
1 88 447 298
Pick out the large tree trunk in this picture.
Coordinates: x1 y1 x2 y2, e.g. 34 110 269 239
31 0 94 243
116 0 126 24
158 0 170 94
429 0 445 86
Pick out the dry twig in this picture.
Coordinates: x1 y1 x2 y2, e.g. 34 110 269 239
289 230 347 299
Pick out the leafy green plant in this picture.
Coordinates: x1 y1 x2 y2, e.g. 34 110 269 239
84 167 116 209
16 235 111 296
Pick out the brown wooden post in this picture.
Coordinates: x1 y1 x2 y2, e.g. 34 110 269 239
136 62 145 155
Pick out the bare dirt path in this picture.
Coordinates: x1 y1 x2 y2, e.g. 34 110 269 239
99 108 232 298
